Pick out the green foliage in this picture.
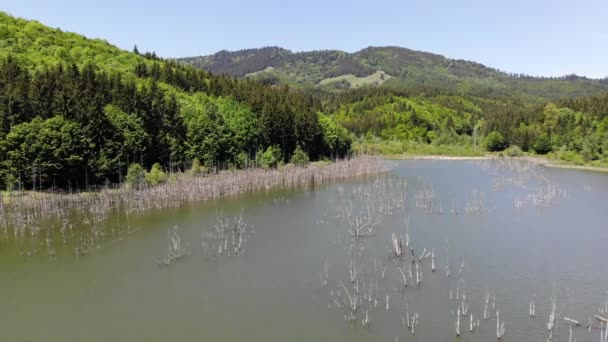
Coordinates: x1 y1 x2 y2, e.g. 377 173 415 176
353 134 481 157
234 151 250 169
186 102 224 167
97 105 150 181
319 114 351 157
146 163 167 186
190 158 205 175
3 173 18 191
180 94 260 167
290 146 309 166
331 95 474 142
533 133 553 154
216 96 259 154
503 145 524 157
0 116 88 188
0 12 141 74
126 163 147 189
256 145 282 169
483 131 506 152
553 148 585 165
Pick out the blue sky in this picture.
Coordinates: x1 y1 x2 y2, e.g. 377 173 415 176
3 0 607 78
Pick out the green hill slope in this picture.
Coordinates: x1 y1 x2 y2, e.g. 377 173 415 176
0 12 350 190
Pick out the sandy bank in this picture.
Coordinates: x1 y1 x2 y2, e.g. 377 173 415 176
399 154 493 161
392 153 608 173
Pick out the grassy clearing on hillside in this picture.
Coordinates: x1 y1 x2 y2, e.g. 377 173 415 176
318 70 392 88
245 66 276 77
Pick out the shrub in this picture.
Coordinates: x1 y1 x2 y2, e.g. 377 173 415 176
290 146 309 166
126 163 147 189
234 152 250 169
504 145 524 157
256 145 282 169
146 163 167 186
3 174 18 191
557 150 585 165
483 131 506 152
533 133 552 154
190 158 204 175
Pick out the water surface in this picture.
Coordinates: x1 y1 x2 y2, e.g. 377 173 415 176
1 160 607 342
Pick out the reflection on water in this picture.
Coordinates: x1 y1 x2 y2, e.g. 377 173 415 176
1 159 607 342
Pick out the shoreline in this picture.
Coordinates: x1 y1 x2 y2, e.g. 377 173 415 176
523 157 608 173
0 156 387 234
390 153 608 173
397 154 493 161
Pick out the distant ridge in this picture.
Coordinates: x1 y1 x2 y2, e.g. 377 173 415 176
177 46 608 100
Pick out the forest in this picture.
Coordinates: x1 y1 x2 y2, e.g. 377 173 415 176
323 86 608 164
0 12 351 190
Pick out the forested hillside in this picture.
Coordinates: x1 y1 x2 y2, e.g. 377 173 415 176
321 85 608 165
0 12 351 190
178 46 608 101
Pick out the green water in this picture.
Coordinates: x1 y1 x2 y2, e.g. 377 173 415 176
1 160 607 341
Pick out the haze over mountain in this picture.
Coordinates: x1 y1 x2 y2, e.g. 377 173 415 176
178 46 608 101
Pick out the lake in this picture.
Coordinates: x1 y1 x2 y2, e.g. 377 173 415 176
1 159 607 342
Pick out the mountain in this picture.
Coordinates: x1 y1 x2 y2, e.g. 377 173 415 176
178 46 608 101
178 47 608 165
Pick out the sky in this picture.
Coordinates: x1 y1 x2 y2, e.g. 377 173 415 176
3 0 608 78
